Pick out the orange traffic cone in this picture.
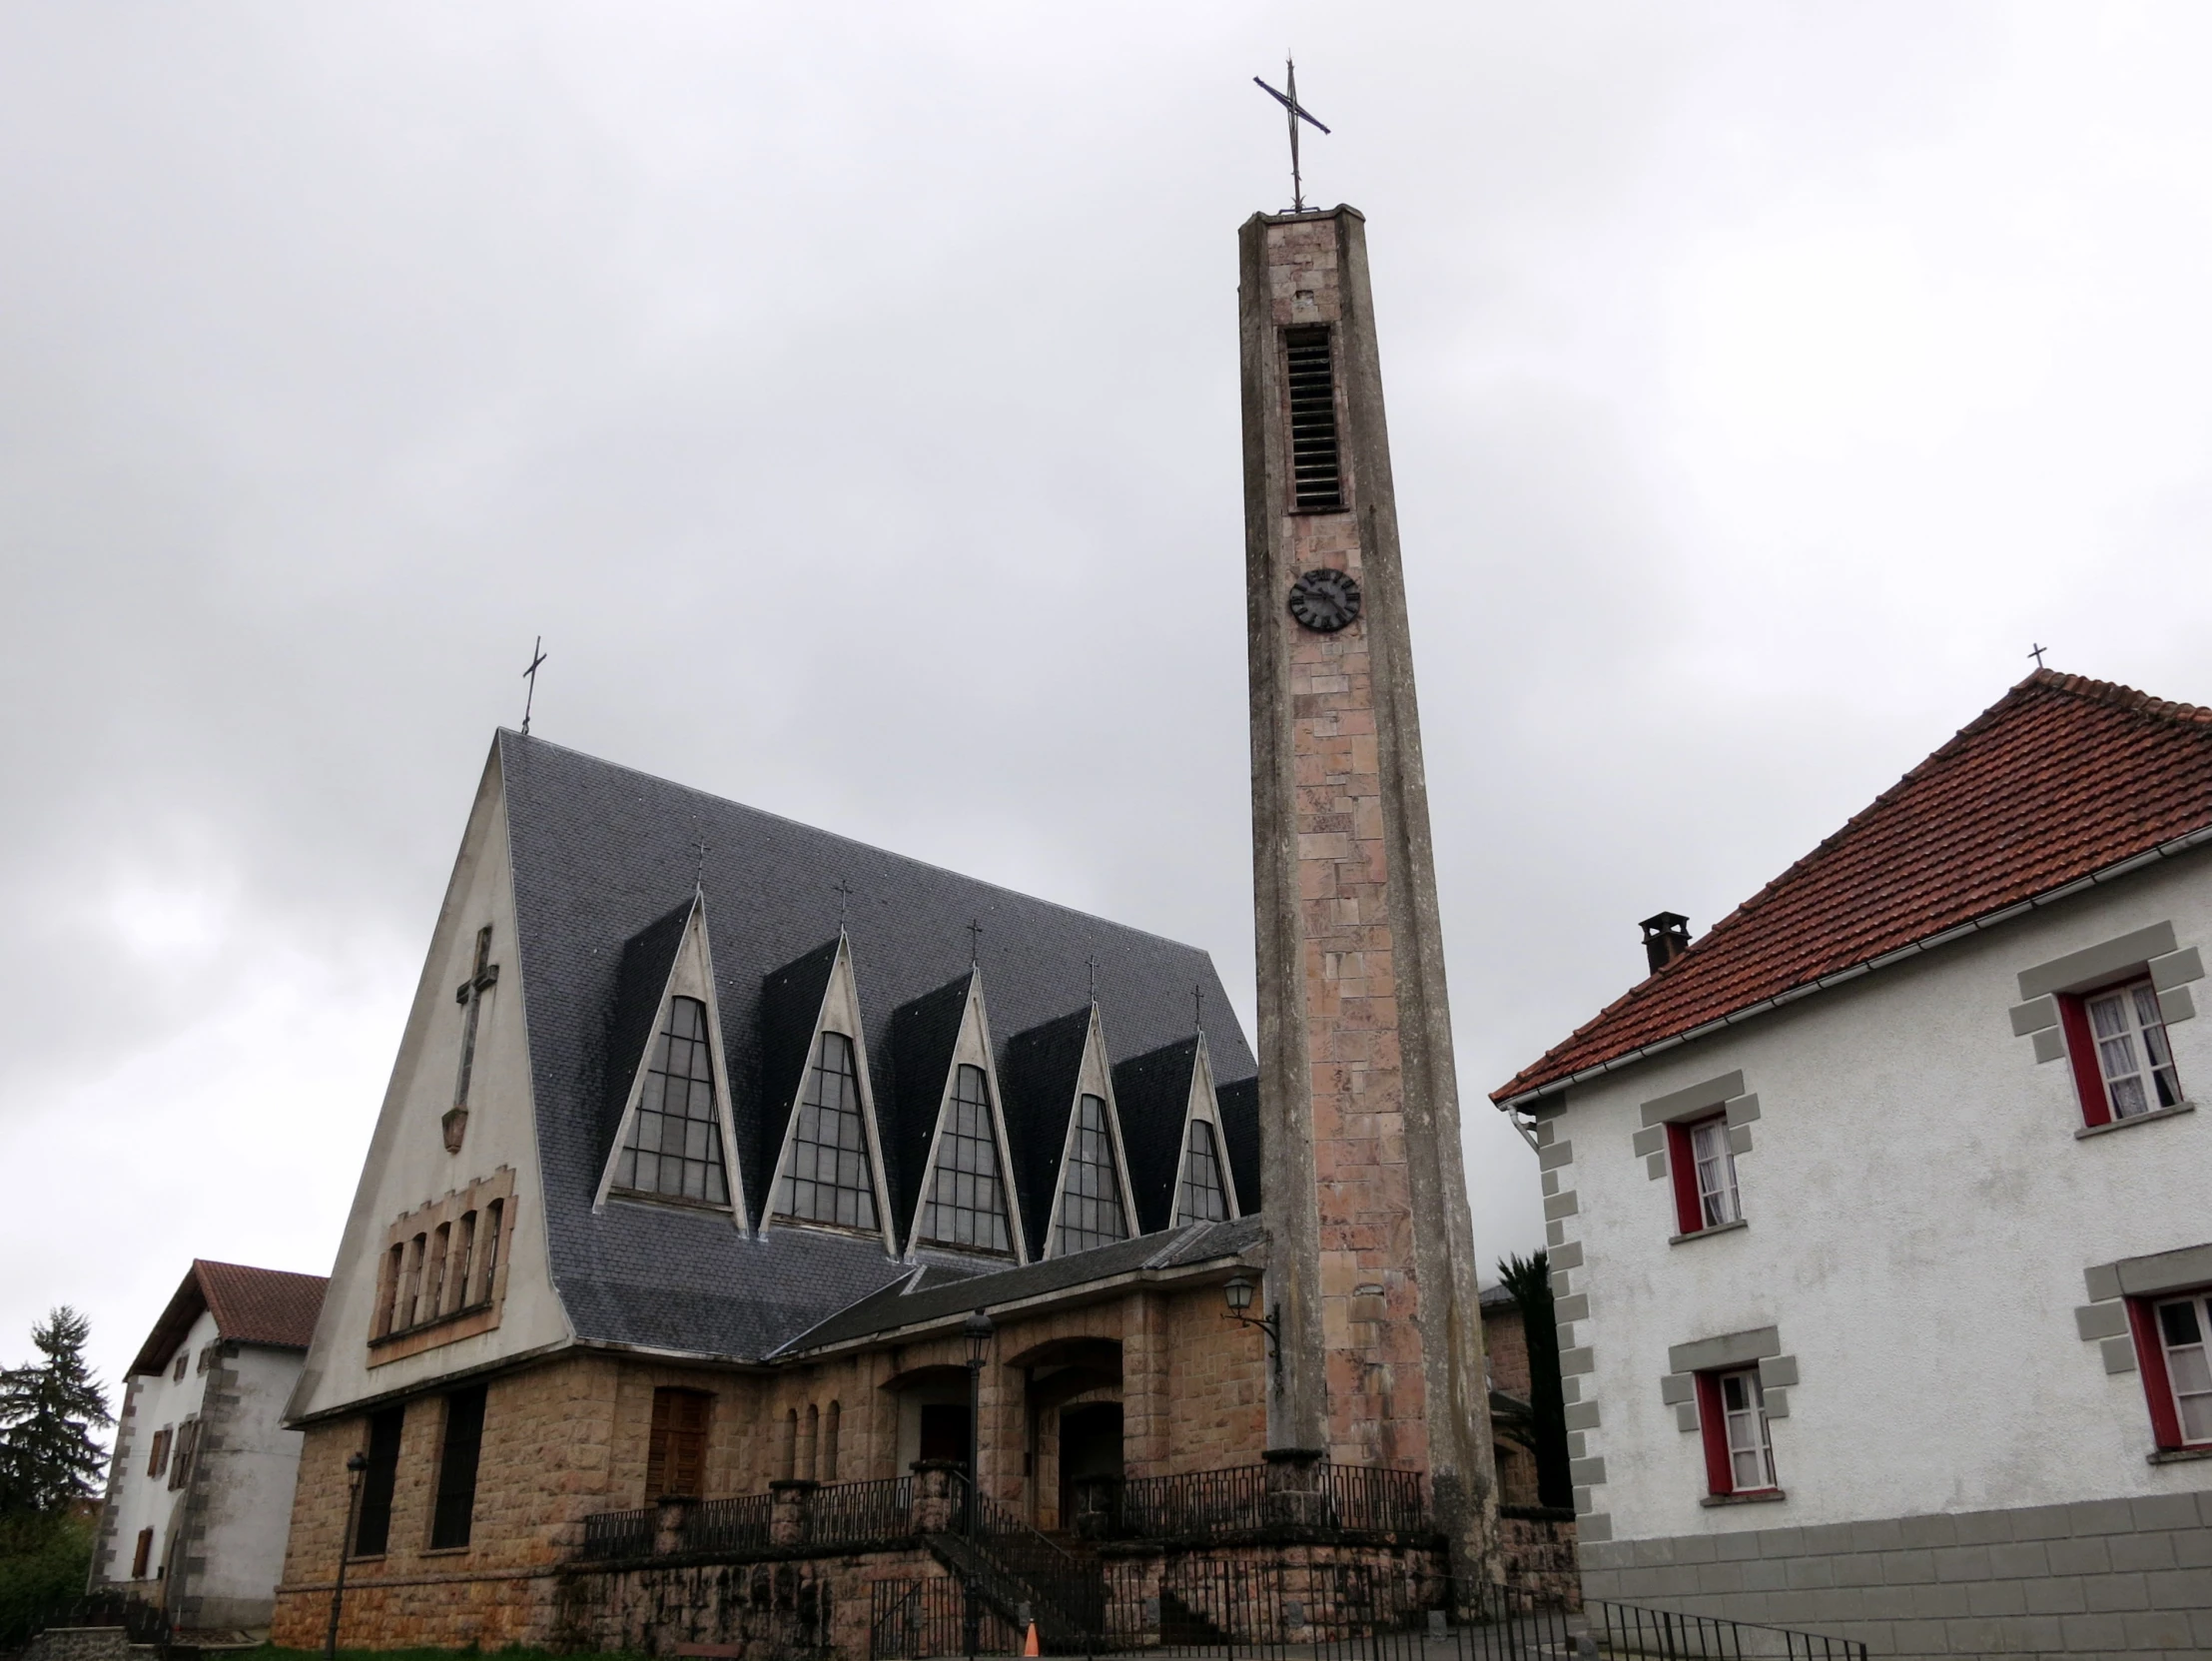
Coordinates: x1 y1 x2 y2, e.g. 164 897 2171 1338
1024 1620 1041 1657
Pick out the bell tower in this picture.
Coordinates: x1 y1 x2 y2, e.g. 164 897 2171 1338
1240 206 1498 1595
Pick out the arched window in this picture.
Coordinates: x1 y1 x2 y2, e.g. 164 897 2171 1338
1175 1119 1229 1225
1053 1095 1127 1255
822 1401 841 1483
779 1408 799 1481
802 1404 820 1482
775 1032 878 1230
614 997 730 1205
920 1065 1012 1252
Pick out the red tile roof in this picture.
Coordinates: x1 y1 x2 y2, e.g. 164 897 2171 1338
1493 671 2212 1105
127 1259 328 1377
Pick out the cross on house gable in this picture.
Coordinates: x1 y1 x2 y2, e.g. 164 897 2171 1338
444 925 500 1154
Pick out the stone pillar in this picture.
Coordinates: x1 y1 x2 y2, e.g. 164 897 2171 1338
769 1479 817 1546
1261 1445 1326 1530
1239 204 1499 1604
909 1460 960 1534
1119 1292 1170 1476
653 1495 696 1555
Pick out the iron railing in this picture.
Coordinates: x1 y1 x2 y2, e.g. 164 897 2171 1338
1116 1461 1433 1541
0 1588 173 1652
950 1471 1106 1639
577 1504 657 1560
807 1475 915 1549
1590 1600 1867 1660
683 1492 772 1554
865 1555 1869 1661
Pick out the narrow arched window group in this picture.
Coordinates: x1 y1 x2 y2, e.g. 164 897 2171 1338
778 1399 842 1482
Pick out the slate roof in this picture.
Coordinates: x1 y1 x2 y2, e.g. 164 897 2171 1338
1494 671 2212 1104
1001 1006 1097 1260
130 1261 329 1377
497 731 1260 1362
1111 1038 1205 1235
778 1218 1265 1354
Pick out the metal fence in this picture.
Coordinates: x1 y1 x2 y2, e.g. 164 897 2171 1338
865 1556 1866 1661
1588 1601 1866 1660
1115 1463 1433 1542
685 1492 773 1554
577 1503 656 1560
0 1588 173 1653
808 1476 916 1549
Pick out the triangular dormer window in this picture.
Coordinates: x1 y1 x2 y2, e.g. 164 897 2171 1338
774 1031 880 1232
611 997 730 1207
1175 1118 1230 1225
595 897 746 1223
1054 1094 1128 1254
917 1064 1013 1253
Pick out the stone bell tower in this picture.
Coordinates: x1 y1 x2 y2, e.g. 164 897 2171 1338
1240 206 1498 1594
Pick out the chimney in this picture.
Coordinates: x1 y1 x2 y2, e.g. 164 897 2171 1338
1640 912 1691 975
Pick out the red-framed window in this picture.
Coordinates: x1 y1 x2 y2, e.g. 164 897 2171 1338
2131 1291 2212 1449
2059 977 2183 1128
1666 1114 1741 1235
1695 1367 1779 1495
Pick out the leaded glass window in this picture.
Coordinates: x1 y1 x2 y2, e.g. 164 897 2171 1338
1053 1094 1127 1255
1175 1118 1229 1225
613 996 730 1205
775 1031 879 1230
919 1064 1013 1252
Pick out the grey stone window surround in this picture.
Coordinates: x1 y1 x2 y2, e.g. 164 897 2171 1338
2074 1099 2195 1138
2075 1239 2212 1377
1670 1217 1749 1247
1633 1073 1762 1193
2007 922 2202 1067
1659 1327 1798 1433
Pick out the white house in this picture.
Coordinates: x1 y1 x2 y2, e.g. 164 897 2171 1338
90 1260 327 1636
1493 670 2212 1660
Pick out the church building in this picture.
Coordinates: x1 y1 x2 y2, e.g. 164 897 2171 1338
271 202 1518 1656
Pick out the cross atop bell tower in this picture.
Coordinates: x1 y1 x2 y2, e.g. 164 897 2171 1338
1240 205 1498 1601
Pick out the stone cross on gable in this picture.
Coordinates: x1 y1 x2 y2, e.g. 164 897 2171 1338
444 925 499 1154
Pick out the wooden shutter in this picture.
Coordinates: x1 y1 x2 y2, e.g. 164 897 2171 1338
2058 995 2113 1127
2129 1298 2185 1449
1665 1121 1704 1235
1694 1373 1734 1495
647 1388 711 1499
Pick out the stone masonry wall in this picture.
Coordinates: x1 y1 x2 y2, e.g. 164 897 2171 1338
272 1283 1270 1648
1579 1489 2212 1659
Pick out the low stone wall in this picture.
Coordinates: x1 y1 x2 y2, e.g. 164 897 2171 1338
554 1546 943 1659
1577 1489 2212 1660
16 1629 132 1661
1498 1508 1580 1611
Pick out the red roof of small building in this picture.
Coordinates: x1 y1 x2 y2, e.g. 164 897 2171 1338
1493 671 2212 1105
127 1259 329 1377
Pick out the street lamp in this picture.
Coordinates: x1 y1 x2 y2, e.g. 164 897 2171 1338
963 1308 994 1535
323 1451 369 1661
1221 1275 1283 1393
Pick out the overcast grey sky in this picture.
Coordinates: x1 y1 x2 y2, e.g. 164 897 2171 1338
8 2 2212 1402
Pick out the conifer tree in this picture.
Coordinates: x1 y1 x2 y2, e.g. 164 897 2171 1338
0 1307 112 1517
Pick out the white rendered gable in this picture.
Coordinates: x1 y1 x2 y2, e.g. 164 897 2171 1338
592 896 748 1229
908 975 1029 1263
761 935 898 1253
286 741 565 1423
1042 1006 1139 1255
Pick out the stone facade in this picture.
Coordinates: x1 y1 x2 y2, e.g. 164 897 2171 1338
1578 1490 2212 1660
272 1280 1266 1649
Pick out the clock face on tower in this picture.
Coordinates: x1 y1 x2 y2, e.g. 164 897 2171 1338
1287 568 1362 633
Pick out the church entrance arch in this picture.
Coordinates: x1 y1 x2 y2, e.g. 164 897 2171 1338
1003 1335 1122 1532
883 1364 975 1475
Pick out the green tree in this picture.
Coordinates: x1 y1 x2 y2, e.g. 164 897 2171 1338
1496 1251 1572 1509
0 1307 112 1517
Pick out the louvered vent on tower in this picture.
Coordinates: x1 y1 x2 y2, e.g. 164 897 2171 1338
1284 326 1344 510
